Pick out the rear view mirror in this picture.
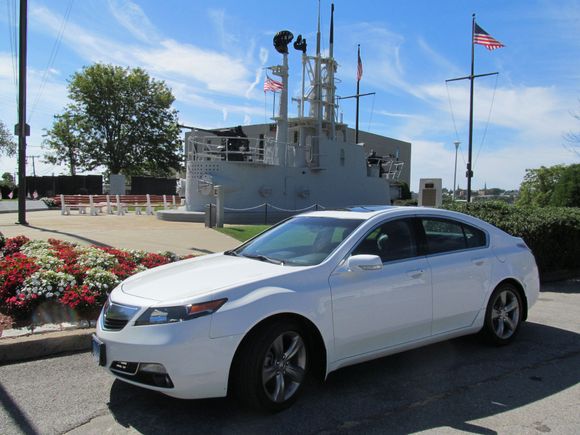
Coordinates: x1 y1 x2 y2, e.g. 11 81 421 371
347 255 383 271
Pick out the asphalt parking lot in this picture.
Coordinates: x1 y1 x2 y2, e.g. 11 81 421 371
0 280 578 435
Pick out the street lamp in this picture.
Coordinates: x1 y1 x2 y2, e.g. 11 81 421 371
453 140 460 201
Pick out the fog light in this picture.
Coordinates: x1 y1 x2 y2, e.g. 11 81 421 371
139 363 167 374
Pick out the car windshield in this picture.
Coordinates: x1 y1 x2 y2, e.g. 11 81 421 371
231 216 363 266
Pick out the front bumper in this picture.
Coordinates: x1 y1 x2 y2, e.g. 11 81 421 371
96 312 242 399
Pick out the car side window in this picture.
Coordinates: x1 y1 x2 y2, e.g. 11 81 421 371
352 219 417 263
421 218 486 254
463 223 487 248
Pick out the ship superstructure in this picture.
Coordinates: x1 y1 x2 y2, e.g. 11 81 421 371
183 4 410 218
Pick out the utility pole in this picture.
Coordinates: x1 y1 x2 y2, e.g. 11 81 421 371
15 0 29 224
29 155 40 177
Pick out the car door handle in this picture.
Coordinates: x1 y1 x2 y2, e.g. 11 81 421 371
407 269 424 279
471 258 485 266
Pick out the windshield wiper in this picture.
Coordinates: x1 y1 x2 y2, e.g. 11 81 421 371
242 254 284 265
224 250 239 256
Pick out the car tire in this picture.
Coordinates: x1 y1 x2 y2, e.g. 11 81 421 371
481 283 523 346
233 320 309 412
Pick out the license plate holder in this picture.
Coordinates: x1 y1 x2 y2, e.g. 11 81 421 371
92 334 106 367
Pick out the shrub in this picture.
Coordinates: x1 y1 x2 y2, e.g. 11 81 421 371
444 202 580 275
0 236 186 321
0 254 42 317
0 231 5 251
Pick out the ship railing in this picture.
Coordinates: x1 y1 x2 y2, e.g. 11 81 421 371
382 161 404 180
221 202 327 225
188 135 276 164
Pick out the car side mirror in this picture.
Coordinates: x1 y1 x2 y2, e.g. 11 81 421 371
347 255 383 271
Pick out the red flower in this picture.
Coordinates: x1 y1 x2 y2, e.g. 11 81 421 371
60 285 105 315
0 253 40 300
2 235 30 255
140 253 171 269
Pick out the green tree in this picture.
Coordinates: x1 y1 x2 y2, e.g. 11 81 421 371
399 181 411 200
0 120 16 157
42 111 87 176
2 172 15 186
517 165 567 207
44 63 182 176
551 164 580 207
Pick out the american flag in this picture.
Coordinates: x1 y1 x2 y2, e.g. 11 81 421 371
264 76 283 93
474 23 505 51
357 46 363 81
8 190 14 199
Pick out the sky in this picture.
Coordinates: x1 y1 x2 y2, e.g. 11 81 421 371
0 0 579 191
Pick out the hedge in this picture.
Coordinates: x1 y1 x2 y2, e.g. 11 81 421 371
444 201 580 276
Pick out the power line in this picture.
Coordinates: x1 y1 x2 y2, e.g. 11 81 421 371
474 73 499 168
6 0 18 106
28 0 74 122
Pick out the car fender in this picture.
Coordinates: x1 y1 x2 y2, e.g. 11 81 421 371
209 284 334 356
488 248 540 310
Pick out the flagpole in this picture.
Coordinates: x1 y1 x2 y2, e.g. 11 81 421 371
466 13 476 203
355 44 360 144
446 15 499 203
273 92 276 118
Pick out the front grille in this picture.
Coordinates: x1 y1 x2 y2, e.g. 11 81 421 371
102 301 139 331
103 317 129 330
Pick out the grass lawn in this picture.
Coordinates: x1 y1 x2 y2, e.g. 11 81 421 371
216 225 271 242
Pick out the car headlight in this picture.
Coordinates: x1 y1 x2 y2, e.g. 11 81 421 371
134 298 227 326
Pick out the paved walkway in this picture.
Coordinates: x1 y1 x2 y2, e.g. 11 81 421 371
0 209 238 255
0 199 48 213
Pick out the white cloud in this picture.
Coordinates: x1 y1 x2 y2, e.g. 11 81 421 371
410 138 576 191
31 4 262 101
246 48 270 98
107 0 160 43
208 9 238 51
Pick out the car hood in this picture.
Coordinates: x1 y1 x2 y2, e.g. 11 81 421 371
120 253 290 304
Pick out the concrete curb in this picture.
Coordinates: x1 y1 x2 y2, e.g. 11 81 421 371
0 328 94 364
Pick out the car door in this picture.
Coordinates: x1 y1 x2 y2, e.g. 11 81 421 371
329 218 432 361
418 216 491 336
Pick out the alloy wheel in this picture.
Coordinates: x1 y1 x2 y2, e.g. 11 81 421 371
491 289 520 340
261 331 307 403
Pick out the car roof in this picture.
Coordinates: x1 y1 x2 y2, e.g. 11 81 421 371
301 206 423 220
300 206 498 231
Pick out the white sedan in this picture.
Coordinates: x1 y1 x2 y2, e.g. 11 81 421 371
94 206 539 411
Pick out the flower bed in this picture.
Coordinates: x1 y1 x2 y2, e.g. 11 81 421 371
0 231 188 328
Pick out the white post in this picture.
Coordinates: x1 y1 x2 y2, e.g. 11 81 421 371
146 194 153 215
172 195 176 209
116 195 124 215
89 195 97 216
163 194 168 210
106 195 112 214
60 194 67 215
